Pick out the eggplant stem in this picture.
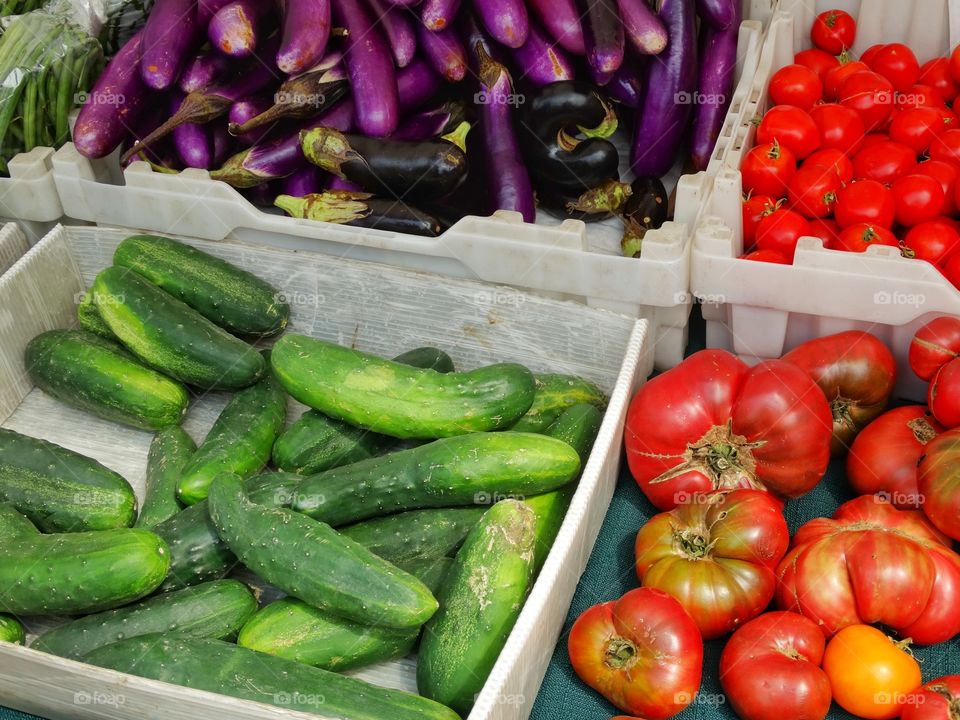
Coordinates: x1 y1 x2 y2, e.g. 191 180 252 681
441 121 471 152
121 92 232 164
577 96 619 139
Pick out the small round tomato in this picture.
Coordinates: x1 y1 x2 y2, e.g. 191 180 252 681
852 139 917 183
868 42 921 92
893 174 946 227
901 675 960 720
809 103 866 153
835 179 895 229
756 105 820 159
822 625 922 720
741 141 797 198
916 159 959 214
808 217 842 248
930 128 960 164
824 60 869 101
904 220 960 264
769 64 823 110
951 44 960 84
794 48 841 81
811 9 856 55
742 248 791 264
890 107 948 154
835 223 899 252
920 57 959 103
756 208 812 260
840 70 895 131
898 83 948 110
742 194 778 247
788 165 841 218
804 147 854 182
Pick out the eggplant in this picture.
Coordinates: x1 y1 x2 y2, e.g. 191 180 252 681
606 52 646 108
691 10 741 170
538 183 616 223
228 72 349 136
328 176 363 192
526 0 584 55
620 176 668 257
120 104 175 167
209 0 275 57
275 191 442 236
277 0 330 74
631 0 697 177
618 0 668 55
564 178 632 215
281 165 326 196
368 0 417 68
393 101 466 140
141 0 203 90
179 52 233 93
510 21 575 86
697 0 739 30
212 123 233 166
575 0 624 84
170 92 214 169
199 0 233 24
418 24 468 82
228 95 273 145
471 0 528 49
421 0 460 31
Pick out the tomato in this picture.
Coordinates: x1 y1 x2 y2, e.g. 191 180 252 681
898 83 948 110
769 64 823 111
742 193 778 247
851 139 917 183
893 174 947 227
741 141 797 198
929 360 960 429
951 44 960 84
567 587 703 719
859 44 885 67
934 105 960 133
915 159 959 215
788 165 840 218
624 349 832 511
835 223 899 252
942 252 960 289
756 208 812 260
809 103 865 153
920 57 959 103
782 331 896 456
808 217 842 248
834 180 895 229
904 220 960 264
840 70 895 131
848 406 943 509
901 675 960 720
930 128 960 165
811 9 856 55
890 107 948 154
824 60 868 101
719 612 831 720
741 248 791 264
910 316 960 380
917 427 960 539
756 105 820 159
823 625 922 720
776 495 960 644
794 48 841 81
634 490 789 639
804 147 854 182
867 43 921 92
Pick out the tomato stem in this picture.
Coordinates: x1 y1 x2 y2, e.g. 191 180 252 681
648 422 766 490
604 637 637 669
907 416 938 444
675 527 717 559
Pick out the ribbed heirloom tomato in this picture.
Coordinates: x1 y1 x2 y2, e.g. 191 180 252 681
909 316 960 428
917 427 960 540
901 675 960 720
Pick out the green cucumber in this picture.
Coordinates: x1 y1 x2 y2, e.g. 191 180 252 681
113 234 290 338
76 291 116 340
271 334 535 439
31 579 257 660
84 635 461 720
510 373 607 432
0 502 38 541
292 432 581 527
0 428 137 532
177 371 286 505
136 426 195 527
92 266 265 390
0 528 170 615
208 473 438 629
399 556 454 596
391 346 455 373
0 615 24 644
339 508 485 566
417 499 536 716
25 329 190 430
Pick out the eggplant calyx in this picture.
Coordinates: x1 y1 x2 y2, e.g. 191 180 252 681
567 180 633 214
557 128 581 152
121 92 232 164
300 127 365 178
577 96 619 139
475 40 511 94
275 192 373 224
209 149 270 188
621 229 643 259
441 121 471 152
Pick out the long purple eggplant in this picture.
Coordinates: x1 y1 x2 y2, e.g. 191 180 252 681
576 0 624 84
170 92 214 169
606 53 646 108
385 0 419 5
335 0 399 136
368 0 417 68
120 104 172 167
474 42 534 221
631 0 697 176
471 0 528 48
141 0 203 90
328 175 363 192
277 0 331 74
282 165 326 196
212 124 233 165
526 0 584 55
510 21 575 86
618 0 668 54
228 73 349 135
421 0 459 31
418 24 467 82
393 101 465 140
229 95 274 145
698 0 739 30
199 0 233 24
74 32 151 159
209 0 274 57
459 11 502 71
179 52 233 93
690 12 740 170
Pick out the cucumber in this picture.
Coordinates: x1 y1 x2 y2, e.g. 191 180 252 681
0 615 24 644
76 291 116 340
31 579 257 660
177 370 287 505
510 374 607 432
136 426 195 527
292 432 581 527
0 428 137 532
417 499 536 716
391 346 455 373
25 330 190 431
271 334 536 439
84 634 461 720
113 234 290 338
208 473 438 629
0 502 38 541
399 555 454 596
92 266 266 390
0 528 170 615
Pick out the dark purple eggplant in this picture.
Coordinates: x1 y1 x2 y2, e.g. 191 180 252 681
471 0 528 48
564 179 632 215
141 0 203 90
179 52 233 93
510 21 575 86
281 165 326 196
418 24 467 82
630 0 697 177
277 0 330 74
538 181 620 223
228 95 274 145
620 176 668 257
690 10 740 170
228 74 349 135
697 0 739 29
368 0 417 68
393 101 466 140
526 0 584 55
421 0 459 31
275 191 442 236
606 53 646 107
209 0 274 57
576 0 624 84
618 0 668 55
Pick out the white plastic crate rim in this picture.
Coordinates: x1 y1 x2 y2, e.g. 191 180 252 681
0 223 27 275
0 147 63 224
0 224 648 720
691 1 960 401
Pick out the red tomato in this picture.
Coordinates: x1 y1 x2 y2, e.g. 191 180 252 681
776 495 960 644
824 60 868 101
915 159 959 215
893 174 946 227
788 165 841 218
840 70 895 131
848 406 943 509
920 57 959 103
782 331 897 455
756 208 812 260
898 83 948 110
835 223 899 252
808 217 842 248
742 194 778 247
859 43 885 67
930 128 960 164
811 9 856 55
742 248 791 264
934 105 959 133
804 147 854 182
859 132 890 149
851 139 917 183
634 490 789 639
756 105 820 159
809 103 866 153
917 428 960 538
624 349 832 511
741 141 797 198
951 44 960 84
834 180 895 229
794 48 841 81
769 64 823 110
942 251 960 289
909 316 960 380
720 612 832 720
889 107 948 154
929 361 960 428
867 42 921 92
904 220 960 264
901 675 960 720
568 587 703 719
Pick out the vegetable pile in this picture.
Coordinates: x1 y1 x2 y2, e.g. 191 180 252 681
2 234 609 720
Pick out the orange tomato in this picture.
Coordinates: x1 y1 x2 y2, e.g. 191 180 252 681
822 625 922 719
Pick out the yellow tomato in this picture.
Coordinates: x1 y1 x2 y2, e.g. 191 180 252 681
822 624 922 720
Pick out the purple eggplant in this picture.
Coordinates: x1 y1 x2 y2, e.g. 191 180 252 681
384 0 419 5
120 104 174 167
199 0 233 24
179 52 233 93
277 0 331 74
418 24 467 82
396 58 443 111
697 0 739 30
74 32 151 159
471 0 528 48
228 72 349 136
690 13 740 170
228 95 274 145
209 0 274 57
618 0 668 55
526 0 584 55
170 92 215 169
631 0 697 176
511 21 575 86
368 0 417 68
393 101 465 140
141 0 203 90
335 0 399 136
607 52 646 107
459 11 503 72
212 124 233 165
421 0 459 31
576 0 624 84
473 42 533 221
282 165 326 196
328 175 363 192
276 191 443 236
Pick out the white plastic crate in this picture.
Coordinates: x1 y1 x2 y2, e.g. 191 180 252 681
0 223 28 275
0 223 648 720
690 1 960 401
0 147 65 244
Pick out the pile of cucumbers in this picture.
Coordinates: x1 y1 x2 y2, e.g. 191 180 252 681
0 234 608 720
